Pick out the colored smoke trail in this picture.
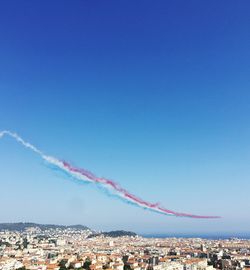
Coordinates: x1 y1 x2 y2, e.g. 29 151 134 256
0 130 220 219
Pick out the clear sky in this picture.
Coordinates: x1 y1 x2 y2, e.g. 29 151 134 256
0 0 250 235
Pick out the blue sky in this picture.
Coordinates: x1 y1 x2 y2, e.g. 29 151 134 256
0 0 250 235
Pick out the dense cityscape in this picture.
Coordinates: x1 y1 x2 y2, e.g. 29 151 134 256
0 224 250 270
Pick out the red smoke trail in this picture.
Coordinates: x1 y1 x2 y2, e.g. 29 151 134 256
0 130 220 219
62 161 220 219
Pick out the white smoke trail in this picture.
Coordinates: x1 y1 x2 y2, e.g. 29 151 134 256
0 131 84 180
0 130 220 218
0 130 165 214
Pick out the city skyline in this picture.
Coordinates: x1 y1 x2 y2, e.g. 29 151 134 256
2 223 250 270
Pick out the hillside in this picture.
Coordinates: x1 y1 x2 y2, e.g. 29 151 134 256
88 230 137 238
0 222 90 232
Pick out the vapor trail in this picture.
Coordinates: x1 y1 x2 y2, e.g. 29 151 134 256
0 130 220 219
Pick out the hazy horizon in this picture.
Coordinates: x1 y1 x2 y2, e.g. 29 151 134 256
1 221 250 238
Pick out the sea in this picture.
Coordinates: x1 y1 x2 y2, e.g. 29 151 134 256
142 234 250 240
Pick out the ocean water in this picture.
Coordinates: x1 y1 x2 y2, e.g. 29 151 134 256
142 234 250 240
